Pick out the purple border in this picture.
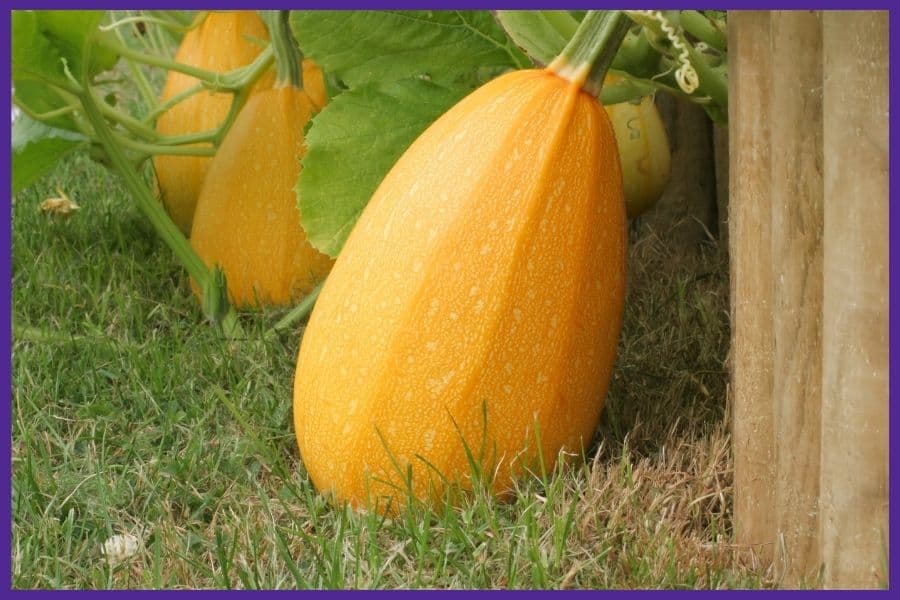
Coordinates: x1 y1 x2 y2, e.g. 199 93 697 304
4 2 900 10
4 2 897 594
3 6 10 596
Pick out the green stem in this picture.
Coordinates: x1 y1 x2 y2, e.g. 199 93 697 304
262 10 303 88
113 133 216 157
102 39 273 91
679 10 727 52
142 81 204 123
113 25 159 112
79 86 243 338
685 42 728 110
101 13 190 34
610 29 661 79
264 282 323 340
549 11 631 97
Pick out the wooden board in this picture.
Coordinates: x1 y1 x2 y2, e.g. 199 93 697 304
769 10 824 587
820 10 889 589
728 10 776 565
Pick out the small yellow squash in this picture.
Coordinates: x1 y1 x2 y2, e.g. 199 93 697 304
189 84 334 308
154 12 270 235
604 84 671 218
154 12 327 235
293 68 627 511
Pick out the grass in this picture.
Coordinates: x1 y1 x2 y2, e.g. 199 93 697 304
12 151 773 589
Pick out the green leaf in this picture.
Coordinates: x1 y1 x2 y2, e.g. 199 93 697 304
12 115 88 195
495 11 577 65
290 11 528 88
11 11 69 87
297 78 469 257
13 10 120 133
35 11 119 81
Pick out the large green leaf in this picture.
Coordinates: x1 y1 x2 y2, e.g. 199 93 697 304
290 11 528 89
297 78 469 257
495 10 578 65
35 11 119 80
11 11 68 87
12 115 88 195
12 10 120 133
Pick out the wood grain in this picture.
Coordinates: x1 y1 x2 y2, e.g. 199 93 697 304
728 10 776 566
820 10 889 589
769 10 824 587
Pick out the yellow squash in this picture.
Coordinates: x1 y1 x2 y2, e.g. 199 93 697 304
189 85 334 308
154 12 327 235
604 86 671 218
154 12 269 235
293 68 627 511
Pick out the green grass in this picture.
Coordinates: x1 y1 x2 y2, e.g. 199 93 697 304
12 151 772 589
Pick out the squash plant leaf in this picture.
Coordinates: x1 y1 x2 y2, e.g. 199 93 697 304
495 11 577 66
12 115 88 196
297 78 468 257
12 10 119 133
290 10 529 89
35 11 120 81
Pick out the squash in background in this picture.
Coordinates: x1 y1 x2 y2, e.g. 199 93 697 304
189 84 334 308
604 79 671 218
293 68 627 511
154 11 270 235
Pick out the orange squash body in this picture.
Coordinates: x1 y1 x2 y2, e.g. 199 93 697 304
293 68 627 511
154 12 327 234
605 95 671 218
189 85 334 308
154 12 269 235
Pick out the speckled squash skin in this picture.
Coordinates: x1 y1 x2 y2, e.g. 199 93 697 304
154 12 328 235
293 68 627 511
154 12 269 235
189 85 334 308
605 94 671 218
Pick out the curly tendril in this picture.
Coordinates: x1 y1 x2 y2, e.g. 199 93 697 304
626 10 700 94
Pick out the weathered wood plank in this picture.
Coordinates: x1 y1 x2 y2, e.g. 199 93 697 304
728 10 775 565
769 10 824 587
820 10 889 589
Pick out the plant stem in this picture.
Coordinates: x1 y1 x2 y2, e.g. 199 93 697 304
548 11 631 97
679 10 727 52
79 86 243 338
262 10 303 88
264 282 322 340
685 42 728 110
113 133 216 157
142 81 204 123
101 39 273 91
112 24 159 112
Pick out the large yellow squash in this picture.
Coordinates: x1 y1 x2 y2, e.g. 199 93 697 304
293 68 627 511
189 85 334 308
154 12 327 235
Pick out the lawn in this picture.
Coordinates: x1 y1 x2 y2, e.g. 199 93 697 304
12 151 771 589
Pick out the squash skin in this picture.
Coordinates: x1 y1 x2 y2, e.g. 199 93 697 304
293 69 627 511
605 94 671 218
154 12 328 235
154 12 269 235
189 85 334 308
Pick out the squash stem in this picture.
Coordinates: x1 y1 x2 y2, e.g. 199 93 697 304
264 282 322 340
262 10 303 89
549 10 631 97
78 83 244 339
